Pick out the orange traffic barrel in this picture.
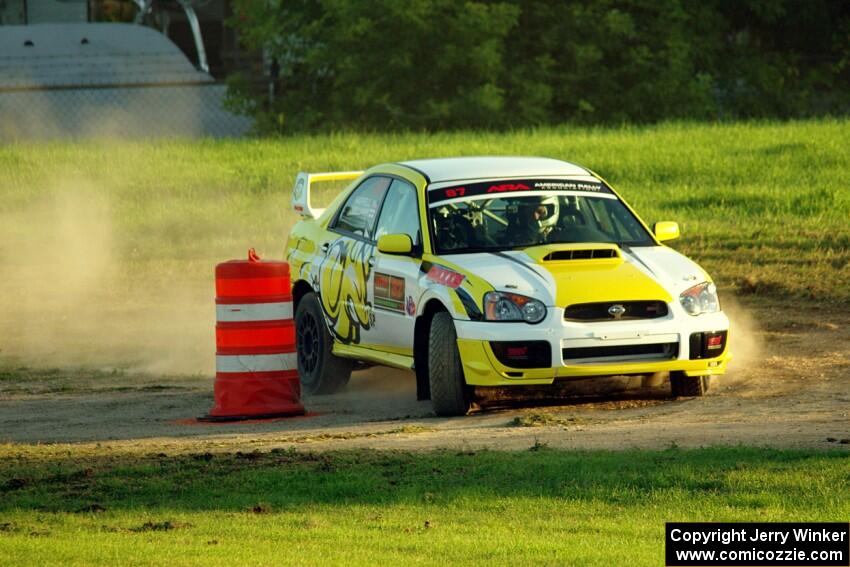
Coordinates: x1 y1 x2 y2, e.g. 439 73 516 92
202 249 305 420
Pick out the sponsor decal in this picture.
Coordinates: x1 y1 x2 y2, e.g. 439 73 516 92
314 238 375 344
534 180 604 192
487 183 530 193
406 296 416 317
374 272 406 313
426 265 465 289
428 178 611 205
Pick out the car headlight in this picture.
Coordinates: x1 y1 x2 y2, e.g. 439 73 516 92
679 282 719 316
483 291 547 324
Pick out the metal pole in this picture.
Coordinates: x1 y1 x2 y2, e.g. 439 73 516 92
176 0 209 73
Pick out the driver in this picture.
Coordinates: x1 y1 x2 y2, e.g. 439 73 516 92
504 195 559 245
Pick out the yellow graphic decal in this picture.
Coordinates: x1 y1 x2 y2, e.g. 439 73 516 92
315 238 375 344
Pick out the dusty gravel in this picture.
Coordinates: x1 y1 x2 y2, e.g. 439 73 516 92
1 297 848 452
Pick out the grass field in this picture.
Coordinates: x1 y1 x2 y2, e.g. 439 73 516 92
1 446 848 566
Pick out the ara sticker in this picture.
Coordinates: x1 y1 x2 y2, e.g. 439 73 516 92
374 272 406 313
406 296 416 317
486 182 530 193
426 265 465 289
427 178 610 204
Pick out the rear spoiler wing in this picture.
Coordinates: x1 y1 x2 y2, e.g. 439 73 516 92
292 170 363 218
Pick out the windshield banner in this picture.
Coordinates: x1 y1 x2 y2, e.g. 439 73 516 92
427 178 612 205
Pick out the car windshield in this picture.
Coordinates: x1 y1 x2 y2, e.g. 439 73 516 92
427 178 655 254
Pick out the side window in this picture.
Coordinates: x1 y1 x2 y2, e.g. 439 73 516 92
586 198 639 241
586 198 617 236
608 202 649 241
332 176 391 239
375 180 420 244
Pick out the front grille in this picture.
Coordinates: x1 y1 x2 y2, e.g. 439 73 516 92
544 248 618 261
564 300 668 322
562 342 678 361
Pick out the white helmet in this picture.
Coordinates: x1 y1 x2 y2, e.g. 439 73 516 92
537 195 560 233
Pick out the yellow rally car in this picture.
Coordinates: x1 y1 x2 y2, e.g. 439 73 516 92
285 157 731 416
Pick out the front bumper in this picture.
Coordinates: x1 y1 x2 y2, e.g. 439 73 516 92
454 307 731 387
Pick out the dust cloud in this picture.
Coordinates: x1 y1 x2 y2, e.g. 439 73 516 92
349 366 416 394
0 176 421 394
720 293 763 384
0 178 215 375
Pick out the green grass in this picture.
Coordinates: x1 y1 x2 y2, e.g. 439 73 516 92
0 446 847 566
0 118 848 301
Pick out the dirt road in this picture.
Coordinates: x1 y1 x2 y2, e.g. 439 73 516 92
1 297 848 452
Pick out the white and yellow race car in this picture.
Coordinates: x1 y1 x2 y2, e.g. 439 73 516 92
286 157 731 416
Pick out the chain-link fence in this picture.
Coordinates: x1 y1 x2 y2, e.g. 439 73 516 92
0 83 252 141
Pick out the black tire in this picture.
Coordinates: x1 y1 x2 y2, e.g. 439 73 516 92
670 371 710 397
295 292 352 395
427 312 471 416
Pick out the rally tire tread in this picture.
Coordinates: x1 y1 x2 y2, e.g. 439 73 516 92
427 312 471 416
670 371 709 397
295 292 352 395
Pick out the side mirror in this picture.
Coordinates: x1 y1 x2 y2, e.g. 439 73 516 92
653 221 680 242
377 233 414 255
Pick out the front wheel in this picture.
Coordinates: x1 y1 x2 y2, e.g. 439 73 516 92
670 371 710 397
427 312 471 416
295 292 352 395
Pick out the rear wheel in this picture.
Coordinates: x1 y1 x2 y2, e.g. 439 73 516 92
427 312 471 416
295 292 352 395
670 371 710 397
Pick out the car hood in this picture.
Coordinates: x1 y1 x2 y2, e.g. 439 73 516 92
444 244 708 307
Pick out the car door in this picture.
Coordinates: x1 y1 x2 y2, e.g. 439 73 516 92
365 178 423 354
318 175 391 345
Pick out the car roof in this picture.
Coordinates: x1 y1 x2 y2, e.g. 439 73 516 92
397 156 591 184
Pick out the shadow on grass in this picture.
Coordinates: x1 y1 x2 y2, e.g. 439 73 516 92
0 447 847 514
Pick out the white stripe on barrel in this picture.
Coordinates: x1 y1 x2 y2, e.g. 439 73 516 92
216 301 293 323
216 352 297 373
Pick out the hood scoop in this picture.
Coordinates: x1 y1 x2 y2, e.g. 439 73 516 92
525 243 623 265
543 248 619 261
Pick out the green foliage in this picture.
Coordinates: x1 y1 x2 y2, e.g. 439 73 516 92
502 0 718 125
321 0 519 129
227 0 850 132
228 0 520 132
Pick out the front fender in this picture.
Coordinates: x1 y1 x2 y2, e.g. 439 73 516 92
416 285 468 320
416 255 495 321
